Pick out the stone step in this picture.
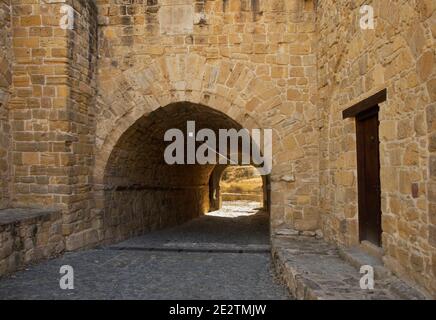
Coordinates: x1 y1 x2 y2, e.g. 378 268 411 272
272 235 429 300
337 246 391 280
106 242 271 254
337 246 428 300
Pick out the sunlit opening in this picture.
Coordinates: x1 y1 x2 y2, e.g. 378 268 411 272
208 165 264 218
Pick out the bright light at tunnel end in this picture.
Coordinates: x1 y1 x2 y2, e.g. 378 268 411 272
164 121 273 175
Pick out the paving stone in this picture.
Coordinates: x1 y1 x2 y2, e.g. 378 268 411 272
272 235 430 300
0 203 290 300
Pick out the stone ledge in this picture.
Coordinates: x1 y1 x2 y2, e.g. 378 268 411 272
338 246 391 280
0 208 64 277
338 246 429 300
0 208 61 226
272 235 429 300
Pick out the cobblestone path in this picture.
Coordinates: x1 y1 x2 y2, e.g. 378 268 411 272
0 202 290 300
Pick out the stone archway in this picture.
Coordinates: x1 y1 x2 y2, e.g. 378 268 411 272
91 52 321 245
96 101 274 243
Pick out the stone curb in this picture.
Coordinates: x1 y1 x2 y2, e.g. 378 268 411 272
272 235 431 300
272 244 322 300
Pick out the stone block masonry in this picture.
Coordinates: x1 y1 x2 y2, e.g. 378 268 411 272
0 208 64 276
0 0 12 209
0 0 434 298
94 0 320 241
317 0 436 296
7 0 99 252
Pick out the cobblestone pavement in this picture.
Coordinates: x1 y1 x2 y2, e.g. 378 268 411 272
0 202 290 300
109 201 270 251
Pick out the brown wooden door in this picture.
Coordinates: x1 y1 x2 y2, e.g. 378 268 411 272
356 107 382 246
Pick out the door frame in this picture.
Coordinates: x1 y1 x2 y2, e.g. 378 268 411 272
343 89 387 247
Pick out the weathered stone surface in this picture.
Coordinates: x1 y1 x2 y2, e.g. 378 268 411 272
0 208 64 276
159 0 194 35
91 0 320 249
0 0 434 298
430 226 436 247
317 0 435 296
272 235 430 300
0 0 12 210
0 203 289 300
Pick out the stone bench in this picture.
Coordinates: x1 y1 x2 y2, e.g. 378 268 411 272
0 208 64 277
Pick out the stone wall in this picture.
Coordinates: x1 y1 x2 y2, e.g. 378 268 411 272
104 188 210 243
209 165 227 211
0 0 12 209
0 208 64 276
94 0 320 240
317 0 436 296
9 0 70 208
5 0 98 251
62 0 99 251
1 0 434 297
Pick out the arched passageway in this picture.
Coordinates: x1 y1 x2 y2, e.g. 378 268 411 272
102 102 270 243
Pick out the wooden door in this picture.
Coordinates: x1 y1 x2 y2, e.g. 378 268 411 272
356 107 382 246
